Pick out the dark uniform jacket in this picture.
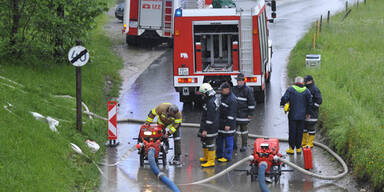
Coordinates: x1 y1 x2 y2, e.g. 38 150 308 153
218 92 238 136
199 95 220 138
232 84 256 125
280 85 313 121
306 82 322 122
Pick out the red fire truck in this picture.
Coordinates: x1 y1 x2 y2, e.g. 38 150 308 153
173 0 276 103
122 0 212 46
122 0 181 46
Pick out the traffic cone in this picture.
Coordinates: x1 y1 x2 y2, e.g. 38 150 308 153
201 150 215 168
200 148 208 162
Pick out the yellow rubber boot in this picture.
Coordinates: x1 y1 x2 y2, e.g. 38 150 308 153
286 147 294 154
218 157 228 163
201 151 215 168
301 133 309 147
199 148 208 162
307 135 315 148
296 148 302 153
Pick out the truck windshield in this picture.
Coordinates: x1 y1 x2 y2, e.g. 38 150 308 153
193 24 239 73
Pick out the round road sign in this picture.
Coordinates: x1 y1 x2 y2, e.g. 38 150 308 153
68 46 90 67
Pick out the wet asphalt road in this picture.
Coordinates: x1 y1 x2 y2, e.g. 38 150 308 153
100 0 361 191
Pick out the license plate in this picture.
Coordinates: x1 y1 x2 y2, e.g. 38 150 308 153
178 68 189 76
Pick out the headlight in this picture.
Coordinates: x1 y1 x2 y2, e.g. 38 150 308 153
144 131 152 136
130 21 138 28
178 67 189 76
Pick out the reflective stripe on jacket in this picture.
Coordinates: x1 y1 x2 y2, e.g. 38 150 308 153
232 84 255 125
218 92 238 136
199 95 220 137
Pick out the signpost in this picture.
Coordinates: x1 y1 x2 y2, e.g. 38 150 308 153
68 45 89 132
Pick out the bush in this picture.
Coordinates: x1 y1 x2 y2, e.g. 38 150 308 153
0 0 109 60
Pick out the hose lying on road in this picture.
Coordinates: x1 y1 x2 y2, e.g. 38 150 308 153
248 134 349 180
258 162 271 192
118 119 348 181
99 145 137 167
183 155 254 185
148 148 181 192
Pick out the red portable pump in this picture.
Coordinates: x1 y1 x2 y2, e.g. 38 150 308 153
303 146 313 170
136 124 168 167
248 138 283 182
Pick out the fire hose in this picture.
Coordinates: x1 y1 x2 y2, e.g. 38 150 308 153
258 162 270 192
148 148 181 192
117 119 348 181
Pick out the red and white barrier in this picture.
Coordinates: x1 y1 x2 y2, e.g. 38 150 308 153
107 101 119 146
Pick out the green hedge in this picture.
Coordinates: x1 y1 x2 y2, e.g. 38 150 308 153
287 1 384 190
0 12 122 191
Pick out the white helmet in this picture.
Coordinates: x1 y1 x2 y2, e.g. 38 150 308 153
199 83 213 94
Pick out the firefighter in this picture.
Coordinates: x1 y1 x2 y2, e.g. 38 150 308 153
302 75 322 148
198 83 220 168
145 103 182 165
280 76 313 154
232 73 256 152
216 82 237 162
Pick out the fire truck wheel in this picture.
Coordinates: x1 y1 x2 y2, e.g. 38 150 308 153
255 89 266 104
126 36 138 46
139 149 145 167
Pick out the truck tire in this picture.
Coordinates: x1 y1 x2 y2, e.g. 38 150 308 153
254 87 266 104
126 35 138 46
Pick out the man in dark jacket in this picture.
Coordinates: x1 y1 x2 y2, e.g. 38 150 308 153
280 76 313 154
302 75 322 148
232 73 256 152
216 82 237 162
198 83 220 168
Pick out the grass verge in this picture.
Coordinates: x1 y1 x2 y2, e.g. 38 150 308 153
287 1 384 190
0 10 122 192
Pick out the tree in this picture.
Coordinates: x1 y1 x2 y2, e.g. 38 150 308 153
0 0 108 61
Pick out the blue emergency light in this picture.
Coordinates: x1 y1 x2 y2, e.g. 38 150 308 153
175 8 182 17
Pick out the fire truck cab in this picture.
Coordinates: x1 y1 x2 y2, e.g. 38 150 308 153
173 0 275 103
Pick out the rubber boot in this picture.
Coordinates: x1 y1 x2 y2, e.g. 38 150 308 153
199 148 208 162
201 151 215 168
296 148 302 153
286 147 294 155
307 135 315 148
301 132 309 147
